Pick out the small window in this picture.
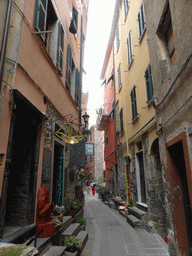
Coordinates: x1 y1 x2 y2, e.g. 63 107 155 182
138 3 145 39
131 85 138 120
118 63 122 91
119 108 124 133
124 0 129 20
145 64 153 103
127 30 133 67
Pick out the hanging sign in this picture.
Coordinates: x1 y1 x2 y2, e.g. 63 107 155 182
70 140 86 165
56 155 64 205
85 143 94 155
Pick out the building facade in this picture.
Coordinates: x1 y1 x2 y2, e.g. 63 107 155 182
144 0 192 255
0 0 88 239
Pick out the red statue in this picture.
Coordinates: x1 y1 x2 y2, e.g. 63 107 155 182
35 185 54 238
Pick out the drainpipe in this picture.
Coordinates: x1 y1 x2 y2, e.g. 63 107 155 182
0 0 14 90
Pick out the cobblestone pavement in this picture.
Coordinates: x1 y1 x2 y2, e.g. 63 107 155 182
82 191 169 256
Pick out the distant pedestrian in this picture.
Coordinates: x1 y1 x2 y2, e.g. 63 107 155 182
90 181 96 196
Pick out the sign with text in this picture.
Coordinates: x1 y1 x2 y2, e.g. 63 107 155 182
56 155 64 205
70 141 86 165
85 143 94 155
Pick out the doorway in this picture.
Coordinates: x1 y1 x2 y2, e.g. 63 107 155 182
2 91 43 231
136 151 147 204
167 133 192 255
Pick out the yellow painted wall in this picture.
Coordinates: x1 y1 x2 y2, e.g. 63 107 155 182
115 0 157 157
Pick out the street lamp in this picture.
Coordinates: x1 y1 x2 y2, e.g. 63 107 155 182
82 112 90 129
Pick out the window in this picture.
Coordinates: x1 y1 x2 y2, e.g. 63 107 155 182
75 69 81 107
124 0 129 19
157 2 175 65
116 25 120 51
72 6 78 31
138 3 145 39
145 64 153 103
107 68 114 86
118 63 122 91
131 85 138 120
57 22 64 74
66 44 75 89
119 108 124 133
127 30 133 67
34 0 65 74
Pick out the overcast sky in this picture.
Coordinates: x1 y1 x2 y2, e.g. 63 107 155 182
83 0 116 127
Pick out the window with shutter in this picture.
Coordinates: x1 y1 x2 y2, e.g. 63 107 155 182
145 64 153 103
120 108 124 134
116 25 120 52
118 63 122 91
124 0 129 20
72 6 78 31
75 69 81 107
127 30 133 67
66 44 72 89
57 22 64 74
131 85 138 120
138 3 145 39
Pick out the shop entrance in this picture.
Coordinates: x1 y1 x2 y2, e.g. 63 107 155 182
1 91 43 234
136 151 146 204
167 134 192 255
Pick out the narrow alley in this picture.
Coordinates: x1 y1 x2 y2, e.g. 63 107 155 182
82 191 169 256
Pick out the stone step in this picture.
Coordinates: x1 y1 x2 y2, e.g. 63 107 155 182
36 237 52 255
43 246 66 256
76 231 88 253
126 215 141 228
62 223 81 244
3 224 36 244
118 210 127 218
127 206 146 220
52 216 73 246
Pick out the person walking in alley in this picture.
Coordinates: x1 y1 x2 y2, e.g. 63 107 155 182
90 181 96 196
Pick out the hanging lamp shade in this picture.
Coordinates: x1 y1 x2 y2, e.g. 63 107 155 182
69 19 77 34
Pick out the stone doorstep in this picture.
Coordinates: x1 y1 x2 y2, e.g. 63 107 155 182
62 223 81 241
76 231 88 252
43 246 66 256
126 215 141 228
3 224 36 244
127 206 146 220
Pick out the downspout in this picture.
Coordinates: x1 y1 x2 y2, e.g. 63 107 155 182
0 0 14 90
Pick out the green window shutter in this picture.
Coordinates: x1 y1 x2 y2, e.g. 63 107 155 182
131 86 138 119
73 7 78 31
34 0 48 40
120 108 124 133
57 22 64 75
145 64 153 102
75 69 80 107
138 12 142 37
66 44 71 89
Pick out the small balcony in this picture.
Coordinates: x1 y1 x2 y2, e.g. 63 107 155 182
96 105 110 131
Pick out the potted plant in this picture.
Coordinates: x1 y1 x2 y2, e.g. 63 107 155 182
75 217 86 230
64 236 82 255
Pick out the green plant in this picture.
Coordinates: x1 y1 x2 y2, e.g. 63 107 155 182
64 236 82 252
75 217 86 226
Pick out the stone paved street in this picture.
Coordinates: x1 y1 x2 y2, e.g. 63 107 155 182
82 191 169 256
